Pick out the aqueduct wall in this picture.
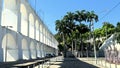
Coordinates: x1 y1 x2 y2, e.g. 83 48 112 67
0 0 58 62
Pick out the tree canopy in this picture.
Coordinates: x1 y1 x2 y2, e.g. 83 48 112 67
55 10 120 57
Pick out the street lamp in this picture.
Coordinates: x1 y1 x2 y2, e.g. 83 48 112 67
2 26 13 62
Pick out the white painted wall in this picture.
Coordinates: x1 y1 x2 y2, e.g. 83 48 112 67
0 0 58 62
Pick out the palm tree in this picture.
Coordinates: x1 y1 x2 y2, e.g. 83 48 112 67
55 10 98 58
86 11 98 62
55 12 75 57
55 20 67 57
76 24 90 57
74 10 87 23
74 10 88 57
63 12 77 56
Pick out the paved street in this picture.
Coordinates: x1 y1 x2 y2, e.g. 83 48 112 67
49 57 99 68
49 57 120 68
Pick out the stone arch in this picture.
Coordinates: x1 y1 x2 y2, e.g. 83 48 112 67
20 4 28 36
36 20 39 41
22 39 29 60
2 33 18 62
29 13 34 39
30 41 36 59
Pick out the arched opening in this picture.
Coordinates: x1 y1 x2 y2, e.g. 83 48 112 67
36 20 39 41
30 41 36 59
22 39 29 60
29 14 34 39
2 33 18 62
45 46 50 54
1 0 17 31
20 4 28 36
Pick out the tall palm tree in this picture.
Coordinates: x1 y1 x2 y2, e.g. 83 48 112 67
86 11 98 62
55 20 67 57
55 12 75 57
74 10 87 23
74 10 87 57
63 12 76 56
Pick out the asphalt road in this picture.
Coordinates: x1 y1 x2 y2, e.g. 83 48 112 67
49 58 99 68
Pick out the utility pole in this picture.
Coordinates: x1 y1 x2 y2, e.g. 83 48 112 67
91 22 97 64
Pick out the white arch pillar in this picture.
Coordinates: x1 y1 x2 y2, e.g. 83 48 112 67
34 41 37 58
41 43 44 57
16 0 23 60
34 20 36 40
27 13 29 37
0 1 3 61
0 0 3 25
27 39 32 59
39 43 42 58
40 24 42 42
17 0 21 32
39 23 40 42
0 27 4 62
39 43 42 57
36 43 40 58
17 33 23 60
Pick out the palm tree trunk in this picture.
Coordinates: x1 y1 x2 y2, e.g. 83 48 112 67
72 40 73 54
80 33 83 57
75 39 77 57
79 22 83 57
63 33 66 57
89 22 92 57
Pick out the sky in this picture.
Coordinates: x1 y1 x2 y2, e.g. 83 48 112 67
28 0 120 34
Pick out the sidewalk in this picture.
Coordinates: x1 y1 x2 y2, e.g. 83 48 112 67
79 58 120 68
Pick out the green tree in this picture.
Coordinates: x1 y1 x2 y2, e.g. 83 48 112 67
74 10 88 57
102 22 115 38
55 20 67 57
115 22 120 43
86 11 98 59
55 10 98 57
94 28 102 38
55 12 75 57
115 22 120 32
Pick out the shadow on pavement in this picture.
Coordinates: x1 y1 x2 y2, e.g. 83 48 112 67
52 52 99 68
59 58 98 68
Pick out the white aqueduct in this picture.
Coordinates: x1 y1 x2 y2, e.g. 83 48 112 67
0 0 58 62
